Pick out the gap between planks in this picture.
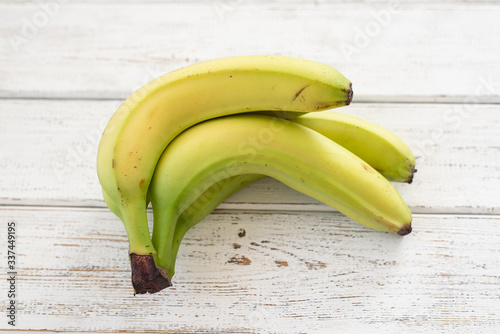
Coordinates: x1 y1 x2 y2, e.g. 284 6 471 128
1 96 500 105
1 204 500 219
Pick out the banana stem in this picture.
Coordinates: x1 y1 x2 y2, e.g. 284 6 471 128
130 254 171 294
120 199 171 294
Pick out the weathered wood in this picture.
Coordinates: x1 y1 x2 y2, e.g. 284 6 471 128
1 99 499 214
1 3 499 102
1 2 499 333
0 207 498 333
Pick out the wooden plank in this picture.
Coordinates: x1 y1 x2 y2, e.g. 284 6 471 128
0 206 498 332
1 99 499 214
1 3 499 101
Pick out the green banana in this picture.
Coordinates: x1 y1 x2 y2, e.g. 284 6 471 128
149 114 412 283
96 55 352 293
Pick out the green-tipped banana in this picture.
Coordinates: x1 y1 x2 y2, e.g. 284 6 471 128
97 55 352 293
149 114 412 282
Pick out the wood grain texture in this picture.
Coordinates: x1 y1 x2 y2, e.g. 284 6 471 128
1 3 499 101
0 207 499 333
1 99 499 214
1 2 499 333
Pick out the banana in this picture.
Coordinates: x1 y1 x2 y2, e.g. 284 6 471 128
96 55 352 293
167 110 416 277
258 110 415 182
292 112 416 183
169 175 264 277
149 114 412 283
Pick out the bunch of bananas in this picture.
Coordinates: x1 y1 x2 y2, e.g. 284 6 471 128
97 55 415 294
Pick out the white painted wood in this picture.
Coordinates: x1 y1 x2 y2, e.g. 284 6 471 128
1 99 499 214
1 3 499 102
0 207 498 333
1 1 499 333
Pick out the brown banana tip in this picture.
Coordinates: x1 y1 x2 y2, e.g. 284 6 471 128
130 253 172 295
397 224 412 236
407 166 417 184
346 82 353 105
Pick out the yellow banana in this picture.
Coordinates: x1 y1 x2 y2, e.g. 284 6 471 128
293 112 415 182
149 114 412 284
97 55 352 293
258 110 416 182
167 110 416 277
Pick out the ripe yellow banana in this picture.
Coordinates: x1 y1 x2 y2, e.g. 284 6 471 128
97 55 352 293
260 110 416 182
292 112 416 183
149 114 412 283
166 110 416 277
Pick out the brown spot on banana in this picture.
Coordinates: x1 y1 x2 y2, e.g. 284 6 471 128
314 101 346 110
293 84 310 101
361 162 377 175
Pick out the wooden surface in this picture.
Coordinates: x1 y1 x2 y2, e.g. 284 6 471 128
1 1 499 333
